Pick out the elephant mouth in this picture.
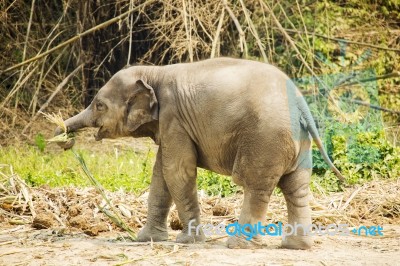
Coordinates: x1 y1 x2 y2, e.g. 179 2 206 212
94 127 104 141
94 126 121 141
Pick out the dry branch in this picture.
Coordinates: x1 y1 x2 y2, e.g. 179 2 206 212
261 1 317 81
279 28 400 52
72 151 137 239
260 1 348 120
0 65 38 110
182 0 194 62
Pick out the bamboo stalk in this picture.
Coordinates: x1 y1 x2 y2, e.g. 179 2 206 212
210 7 225 59
21 64 82 134
1 0 156 74
223 0 248 57
182 0 193 62
72 150 137 240
239 0 268 63
126 0 134 66
22 0 35 62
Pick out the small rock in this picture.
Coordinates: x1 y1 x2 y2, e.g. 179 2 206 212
212 204 230 216
32 213 55 229
170 216 183 230
66 188 76 199
84 222 109 236
68 215 89 230
68 205 81 217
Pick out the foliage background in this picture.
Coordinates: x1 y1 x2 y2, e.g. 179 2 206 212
0 0 399 194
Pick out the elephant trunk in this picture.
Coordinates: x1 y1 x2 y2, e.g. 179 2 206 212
65 107 93 132
54 107 93 149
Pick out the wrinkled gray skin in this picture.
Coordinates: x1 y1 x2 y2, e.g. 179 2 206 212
55 58 344 249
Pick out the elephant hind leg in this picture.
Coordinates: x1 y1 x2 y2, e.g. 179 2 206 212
226 169 282 249
226 188 273 249
278 168 313 249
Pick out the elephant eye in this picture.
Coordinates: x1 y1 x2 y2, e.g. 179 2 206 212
96 101 106 111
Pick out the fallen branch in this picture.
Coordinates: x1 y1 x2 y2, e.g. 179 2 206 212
116 245 179 266
346 99 400 115
300 71 400 115
333 71 400 115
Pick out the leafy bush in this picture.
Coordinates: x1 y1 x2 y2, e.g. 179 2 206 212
312 130 400 192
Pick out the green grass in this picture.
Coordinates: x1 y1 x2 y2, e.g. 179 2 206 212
0 145 154 193
2 128 399 197
0 143 238 196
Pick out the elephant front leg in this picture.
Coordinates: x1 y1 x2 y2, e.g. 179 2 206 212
278 168 313 249
137 148 173 242
161 132 205 244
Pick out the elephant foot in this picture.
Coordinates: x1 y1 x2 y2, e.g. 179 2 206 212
176 231 205 244
226 235 264 249
281 235 313 250
137 225 168 242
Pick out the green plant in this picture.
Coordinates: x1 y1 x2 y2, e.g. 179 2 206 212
197 169 238 197
311 130 400 192
34 133 46 152
73 150 136 239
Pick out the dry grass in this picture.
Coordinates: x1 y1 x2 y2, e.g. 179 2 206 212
40 111 69 142
1 164 399 237
0 166 146 236
40 111 64 131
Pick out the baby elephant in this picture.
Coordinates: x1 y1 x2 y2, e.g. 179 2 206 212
55 58 344 249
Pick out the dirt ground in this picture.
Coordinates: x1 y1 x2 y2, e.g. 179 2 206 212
0 224 399 266
1 130 400 265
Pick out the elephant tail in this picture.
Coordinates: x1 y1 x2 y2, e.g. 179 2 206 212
297 96 345 181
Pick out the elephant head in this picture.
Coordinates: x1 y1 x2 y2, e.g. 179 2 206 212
54 69 159 149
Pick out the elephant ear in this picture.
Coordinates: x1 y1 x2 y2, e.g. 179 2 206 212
126 79 158 132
